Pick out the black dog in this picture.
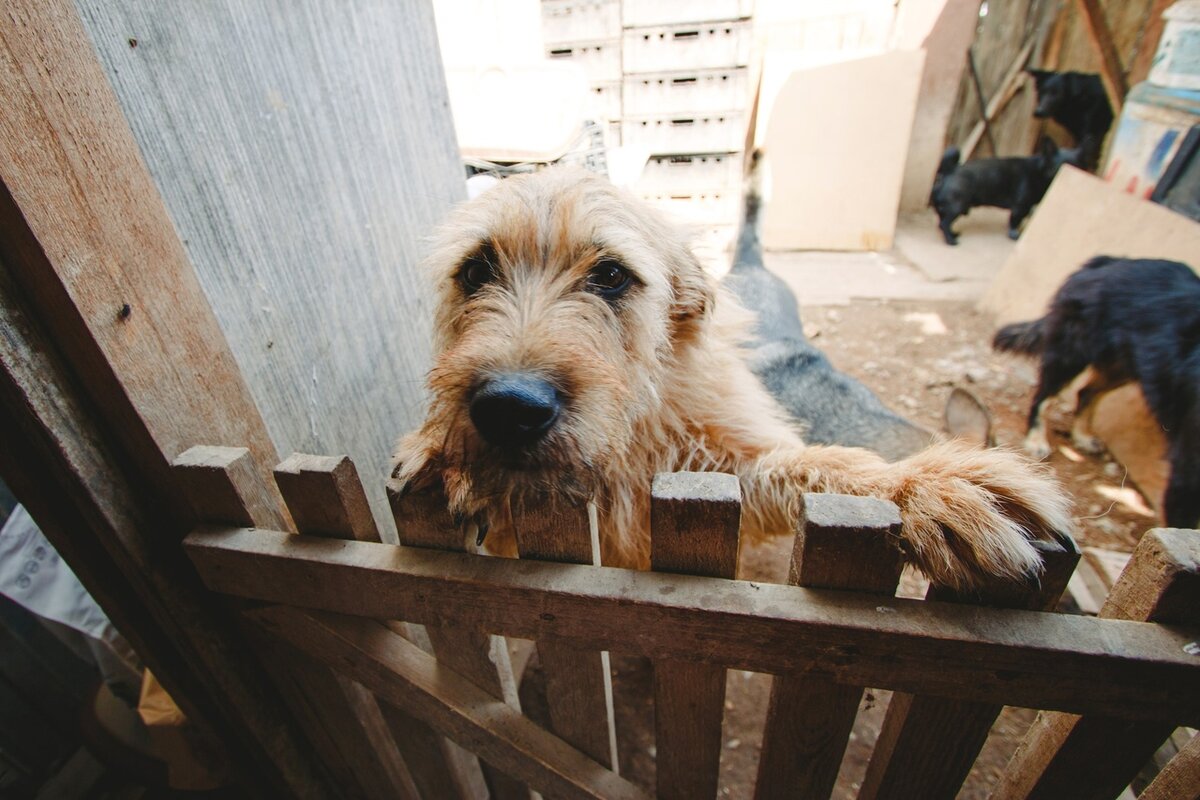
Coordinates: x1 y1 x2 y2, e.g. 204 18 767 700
993 256 1200 529
1027 69 1113 170
932 138 1079 245
722 152 990 461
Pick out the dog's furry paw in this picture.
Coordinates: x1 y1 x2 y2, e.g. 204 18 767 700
1022 428 1053 461
888 442 1072 591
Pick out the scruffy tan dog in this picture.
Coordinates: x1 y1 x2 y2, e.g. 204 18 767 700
392 167 1072 590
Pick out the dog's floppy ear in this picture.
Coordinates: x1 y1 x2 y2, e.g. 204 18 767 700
668 245 715 342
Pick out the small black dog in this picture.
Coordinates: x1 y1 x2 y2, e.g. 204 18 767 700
931 138 1079 245
993 256 1200 529
722 152 990 461
1027 69 1113 170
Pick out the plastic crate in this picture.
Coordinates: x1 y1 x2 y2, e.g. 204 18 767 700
636 152 743 195
622 0 754 27
542 0 621 46
546 39 622 82
623 20 753 73
623 111 747 154
585 81 622 121
623 67 750 116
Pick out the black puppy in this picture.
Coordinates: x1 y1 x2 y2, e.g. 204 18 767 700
1027 69 1113 170
994 256 1200 529
931 138 1079 245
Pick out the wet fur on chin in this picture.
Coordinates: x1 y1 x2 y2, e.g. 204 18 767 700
393 166 1073 590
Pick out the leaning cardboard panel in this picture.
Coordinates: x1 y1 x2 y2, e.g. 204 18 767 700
763 50 925 252
981 166 1200 513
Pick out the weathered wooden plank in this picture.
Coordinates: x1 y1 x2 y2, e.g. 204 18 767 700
271 453 440 800
73 0 464 534
992 529 1200 800
1139 732 1200 800
174 446 407 799
960 39 1036 159
1126 0 1173 87
0 0 328 785
1073 0 1127 110
650 472 741 800
857 539 1079 800
513 493 619 771
249 606 650 800
181 525 1200 723
387 480 525 799
754 493 905 800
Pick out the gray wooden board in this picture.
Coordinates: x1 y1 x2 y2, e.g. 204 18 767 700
74 1 465 535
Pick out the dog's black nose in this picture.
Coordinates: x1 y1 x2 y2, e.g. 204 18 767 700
469 374 562 447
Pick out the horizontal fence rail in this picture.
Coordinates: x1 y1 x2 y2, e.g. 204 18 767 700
183 525 1200 725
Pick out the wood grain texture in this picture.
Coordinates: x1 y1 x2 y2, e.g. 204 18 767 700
251 606 650 800
991 529 1200 800
73 0 466 535
183 524 1200 723
271 453 447 800
755 493 904 800
175 445 293 532
1073 0 1127 108
650 472 740 800
857 540 1080 800
514 494 619 771
387 479 526 799
1139 731 1200 800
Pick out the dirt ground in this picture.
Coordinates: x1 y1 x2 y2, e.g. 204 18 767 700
520 296 1161 798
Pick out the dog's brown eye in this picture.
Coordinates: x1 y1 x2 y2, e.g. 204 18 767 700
459 246 498 294
586 259 632 298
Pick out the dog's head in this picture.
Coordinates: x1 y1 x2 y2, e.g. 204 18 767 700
1027 68 1067 119
413 167 715 500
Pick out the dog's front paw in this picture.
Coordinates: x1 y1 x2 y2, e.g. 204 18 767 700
889 442 1072 590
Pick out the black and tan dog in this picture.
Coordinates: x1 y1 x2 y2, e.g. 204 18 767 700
1027 69 1113 170
994 256 1200 529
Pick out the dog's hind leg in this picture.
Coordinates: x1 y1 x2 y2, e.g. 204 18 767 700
1024 351 1088 459
735 440 1071 590
1069 367 1128 455
1164 427 1200 529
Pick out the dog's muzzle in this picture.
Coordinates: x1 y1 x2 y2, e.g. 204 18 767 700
469 373 562 448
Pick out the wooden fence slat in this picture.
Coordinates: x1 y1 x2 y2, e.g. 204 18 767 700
248 605 650 800
961 38 1035 159
650 472 741 800
1139 732 1200 800
181 525 1200 723
513 493 619 771
1073 0 1128 110
753 493 905 800
273 453 465 800
388 480 527 799
857 539 1079 800
992 529 1200 800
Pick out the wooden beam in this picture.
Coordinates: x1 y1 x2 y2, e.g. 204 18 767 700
1127 0 1173 87
1073 0 1127 110
183 526 1200 724
961 38 1036 159
248 606 650 800
1139 732 1200 800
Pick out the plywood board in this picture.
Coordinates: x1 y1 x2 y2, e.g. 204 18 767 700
895 0 983 211
980 166 1200 516
762 51 925 251
75 2 466 534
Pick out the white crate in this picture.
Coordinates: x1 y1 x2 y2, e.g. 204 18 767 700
637 152 742 195
545 39 622 82
623 67 750 116
542 0 621 45
623 20 753 73
639 191 739 226
623 111 747 153
622 0 754 27
584 81 622 121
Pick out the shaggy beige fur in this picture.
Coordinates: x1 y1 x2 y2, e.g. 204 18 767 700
392 167 1072 590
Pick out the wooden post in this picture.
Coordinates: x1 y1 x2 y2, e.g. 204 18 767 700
650 472 741 800
858 539 1080 800
1073 0 1127 110
753 494 905 800
513 493 620 772
992 529 1200 800
388 480 526 799
1139 732 1200 800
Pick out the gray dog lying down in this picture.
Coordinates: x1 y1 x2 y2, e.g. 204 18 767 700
721 152 990 461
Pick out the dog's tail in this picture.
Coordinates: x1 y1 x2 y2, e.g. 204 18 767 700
930 145 960 205
729 148 766 274
992 318 1048 356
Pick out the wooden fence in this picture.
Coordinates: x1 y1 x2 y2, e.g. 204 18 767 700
175 444 1200 800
